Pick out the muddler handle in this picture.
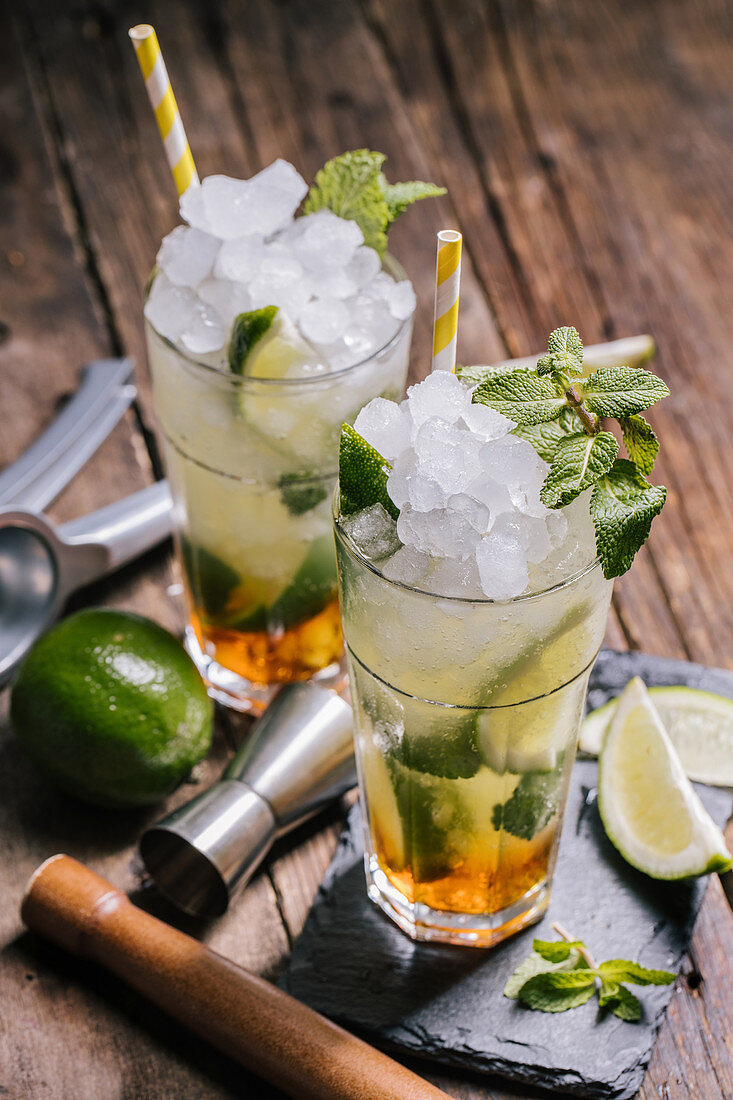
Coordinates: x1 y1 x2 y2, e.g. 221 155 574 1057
21 855 452 1100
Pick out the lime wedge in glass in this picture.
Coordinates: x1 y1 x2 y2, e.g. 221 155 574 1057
229 306 318 379
581 684 733 787
598 677 732 879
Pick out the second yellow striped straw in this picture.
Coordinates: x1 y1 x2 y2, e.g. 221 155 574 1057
431 229 462 372
128 24 199 197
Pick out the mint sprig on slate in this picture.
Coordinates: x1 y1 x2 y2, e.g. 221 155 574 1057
505 924 675 1021
466 326 669 579
304 150 445 256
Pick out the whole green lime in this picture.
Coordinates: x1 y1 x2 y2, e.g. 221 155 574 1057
10 609 213 809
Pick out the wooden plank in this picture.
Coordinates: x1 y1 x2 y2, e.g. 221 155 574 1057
0 6 292 1097
12 0 254 433
413 0 733 669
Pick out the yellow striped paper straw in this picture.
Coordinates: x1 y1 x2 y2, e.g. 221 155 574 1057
128 24 199 197
431 229 462 372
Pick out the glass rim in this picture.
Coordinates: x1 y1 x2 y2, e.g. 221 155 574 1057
144 252 414 388
333 492 604 606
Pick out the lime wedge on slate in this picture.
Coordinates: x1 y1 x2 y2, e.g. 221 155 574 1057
339 423 399 520
229 306 317 379
598 677 732 879
10 609 213 809
581 684 733 787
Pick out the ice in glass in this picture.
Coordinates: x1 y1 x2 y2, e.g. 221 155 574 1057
334 371 613 946
144 159 417 710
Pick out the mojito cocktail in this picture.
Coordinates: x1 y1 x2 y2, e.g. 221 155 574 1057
144 154 442 710
335 369 614 945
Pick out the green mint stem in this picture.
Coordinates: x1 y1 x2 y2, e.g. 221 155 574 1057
552 921 598 970
565 384 598 436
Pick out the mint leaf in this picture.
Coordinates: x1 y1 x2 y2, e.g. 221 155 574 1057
517 970 596 1013
377 174 446 221
540 430 618 508
492 768 563 840
457 363 519 387
305 150 389 255
598 979 621 1007
339 424 398 520
543 326 584 377
279 474 328 516
512 406 581 462
608 985 643 1022
598 960 676 987
590 459 667 578
620 414 659 475
533 939 585 963
472 369 567 425
582 366 670 418
504 949 583 998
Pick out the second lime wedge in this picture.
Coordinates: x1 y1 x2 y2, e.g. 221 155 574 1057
581 684 733 787
598 677 731 879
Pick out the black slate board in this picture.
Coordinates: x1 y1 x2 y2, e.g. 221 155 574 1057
281 650 733 1099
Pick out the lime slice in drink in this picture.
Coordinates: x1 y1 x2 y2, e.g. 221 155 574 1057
229 306 318 379
477 690 570 775
598 677 732 879
338 424 398 519
581 685 733 787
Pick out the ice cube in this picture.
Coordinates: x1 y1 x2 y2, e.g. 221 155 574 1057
179 185 211 233
180 300 226 354
197 278 251 328
157 225 220 288
345 296 400 351
427 554 484 599
465 473 514 520
214 234 265 283
386 452 446 512
489 512 551 565
341 503 401 561
144 280 198 342
407 370 470 429
446 493 490 534
354 397 411 461
298 298 350 345
475 528 529 600
246 159 308 234
248 256 311 316
414 419 480 493
384 280 417 321
380 545 432 587
199 175 256 240
308 267 358 301
346 245 381 289
397 504 480 561
293 210 364 273
461 401 515 440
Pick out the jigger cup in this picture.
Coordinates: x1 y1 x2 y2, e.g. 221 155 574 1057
140 682 355 917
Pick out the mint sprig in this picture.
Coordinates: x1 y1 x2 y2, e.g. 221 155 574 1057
304 150 445 256
505 925 675 1021
469 326 669 579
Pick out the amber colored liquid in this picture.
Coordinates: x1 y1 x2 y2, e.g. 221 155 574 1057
190 595 344 698
374 826 555 916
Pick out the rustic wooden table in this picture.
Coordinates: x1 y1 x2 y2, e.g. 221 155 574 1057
2 0 732 1096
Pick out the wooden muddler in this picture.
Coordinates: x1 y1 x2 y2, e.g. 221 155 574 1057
22 855 451 1100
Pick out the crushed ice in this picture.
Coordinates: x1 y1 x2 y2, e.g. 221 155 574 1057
350 371 596 601
145 161 415 369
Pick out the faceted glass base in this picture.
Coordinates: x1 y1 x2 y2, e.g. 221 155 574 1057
365 853 549 948
185 626 346 714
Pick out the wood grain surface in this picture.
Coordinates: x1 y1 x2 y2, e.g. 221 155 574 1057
1 0 731 1096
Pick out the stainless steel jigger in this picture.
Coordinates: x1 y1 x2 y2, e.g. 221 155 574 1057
139 682 355 918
